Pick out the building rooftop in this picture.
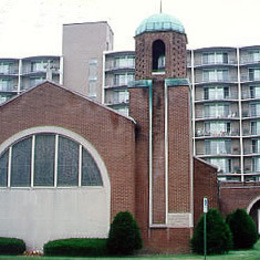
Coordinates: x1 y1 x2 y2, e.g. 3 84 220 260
135 13 185 36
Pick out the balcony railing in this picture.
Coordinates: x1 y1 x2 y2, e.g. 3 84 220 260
0 85 18 92
240 57 260 65
195 129 239 137
196 112 238 119
0 68 19 75
195 75 238 84
240 73 260 82
244 146 260 155
195 93 238 102
242 111 260 118
194 59 237 67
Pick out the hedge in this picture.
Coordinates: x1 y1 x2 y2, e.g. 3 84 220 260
43 238 107 256
107 211 142 255
0 237 26 255
226 208 259 249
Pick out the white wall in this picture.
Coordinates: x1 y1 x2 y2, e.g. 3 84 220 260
0 187 110 250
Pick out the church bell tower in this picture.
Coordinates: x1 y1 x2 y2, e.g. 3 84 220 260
129 12 193 253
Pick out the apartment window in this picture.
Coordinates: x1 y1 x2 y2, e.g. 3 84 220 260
205 121 230 136
0 78 11 92
209 158 231 173
250 103 260 117
31 60 48 72
204 103 229 118
249 68 260 81
250 51 260 63
250 86 260 98
0 134 103 188
205 139 231 155
0 95 9 104
202 52 228 64
252 139 260 154
204 86 229 100
251 121 260 135
30 76 45 87
118 91 129 103
0 63 10 74
115 106 129 116
88 59 98 98
114 56 135 68
203 69 229 82
252 157 260 172
114 73 134 86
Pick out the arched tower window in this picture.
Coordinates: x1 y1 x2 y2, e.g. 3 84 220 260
152 40 166 72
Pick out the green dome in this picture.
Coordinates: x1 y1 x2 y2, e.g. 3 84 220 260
135 13 185 36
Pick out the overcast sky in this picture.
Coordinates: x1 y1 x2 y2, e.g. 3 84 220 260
0 0 260 57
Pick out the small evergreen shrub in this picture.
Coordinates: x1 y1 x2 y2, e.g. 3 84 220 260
226 208 258 249
107 211 142 255
43 238 107 256
0 237 26 255
191 208 233 255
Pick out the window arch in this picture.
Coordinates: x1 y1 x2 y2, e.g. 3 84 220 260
152 39 166 72
0 133 103 188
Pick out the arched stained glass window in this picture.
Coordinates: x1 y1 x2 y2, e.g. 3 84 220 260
0 150 8 187
0 133 103 187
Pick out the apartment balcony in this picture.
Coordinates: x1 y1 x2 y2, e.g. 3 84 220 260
195 112 239 121
244 146 260 156
0 68 19 76
242 111 260 119
193 59 237 67
0 84 18 93
105 63 135 72
195 75 238 84
240 57 260 65
240 73 260 83
241 92 260 100
195 129 239 139
195 93 238 103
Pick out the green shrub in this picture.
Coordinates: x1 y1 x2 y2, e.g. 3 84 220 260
226 208 258 249
43 238 107 256
191 208 233 255
0 237 26 255
107 211 142 255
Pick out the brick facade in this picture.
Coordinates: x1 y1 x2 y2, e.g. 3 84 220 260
135 31 187 80
0 82 136 220
219 182 260 231
193 157 219 224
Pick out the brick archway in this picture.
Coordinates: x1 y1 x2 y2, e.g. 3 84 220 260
248 197 260 234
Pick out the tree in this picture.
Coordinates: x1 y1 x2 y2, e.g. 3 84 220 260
226 208 258 249
107 211 142 255
191 208 233 255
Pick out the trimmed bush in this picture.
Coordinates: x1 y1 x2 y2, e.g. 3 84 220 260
0 237 26 255
43 238 107 256
226 208 258 249
191 208 233 255
107 211 142 255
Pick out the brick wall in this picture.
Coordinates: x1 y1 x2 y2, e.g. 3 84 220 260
0 82 136 220
193 157 219 224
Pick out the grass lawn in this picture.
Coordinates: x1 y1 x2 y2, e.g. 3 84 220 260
0 240 259 260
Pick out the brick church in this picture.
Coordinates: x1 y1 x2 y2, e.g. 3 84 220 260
0 12 259 253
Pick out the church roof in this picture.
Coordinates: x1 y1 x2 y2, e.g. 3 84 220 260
135 13 185 36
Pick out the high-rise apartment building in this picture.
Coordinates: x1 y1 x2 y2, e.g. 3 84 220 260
0 56 62 104
103 45 260 183
103 51 135 115
62 21 114 102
